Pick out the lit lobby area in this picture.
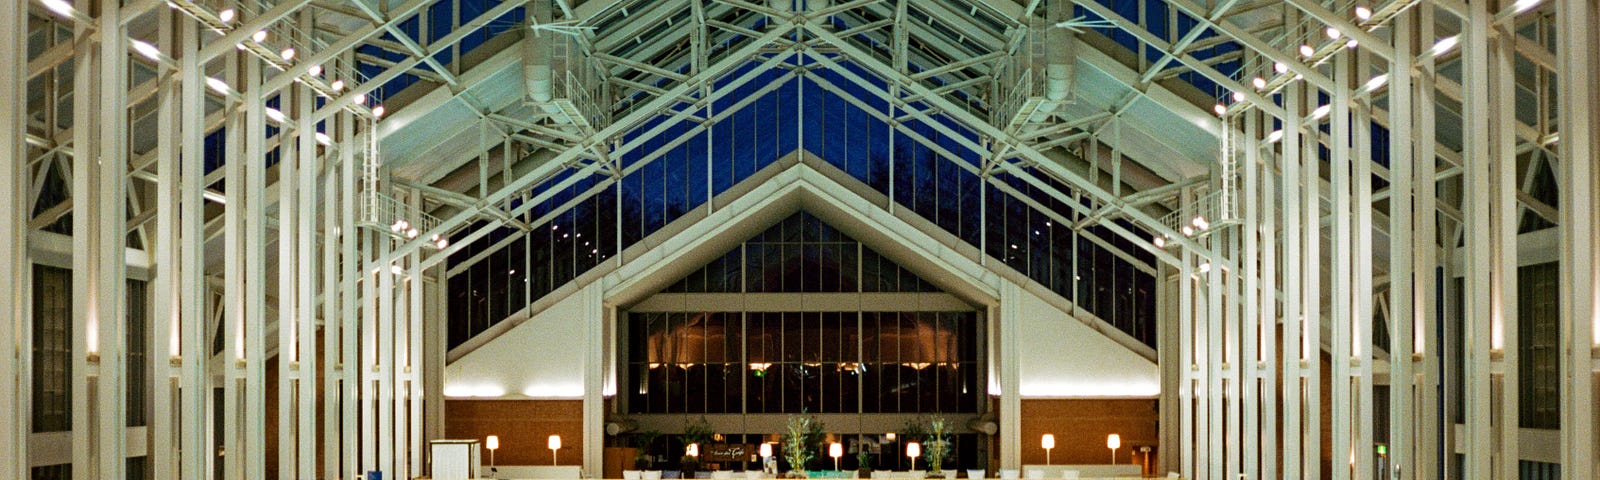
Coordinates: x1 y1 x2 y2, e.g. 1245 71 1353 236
2 0 1598 479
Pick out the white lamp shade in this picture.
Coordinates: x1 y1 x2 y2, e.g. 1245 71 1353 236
1041 434 1055 450
1106 434 1121 450
687 443 700 457
830 443 843 458
486 435 500 450
885 433 896 441
759 443 773 458
906 442 921 458
549 435 562 450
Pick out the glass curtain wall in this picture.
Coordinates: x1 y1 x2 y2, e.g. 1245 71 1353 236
448 55 1158 349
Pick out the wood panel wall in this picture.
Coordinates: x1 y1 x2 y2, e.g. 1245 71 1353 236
1017 399 1159 474
445 400 585 468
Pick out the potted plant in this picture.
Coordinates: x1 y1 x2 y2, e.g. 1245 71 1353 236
855 448 874 477
635 430 663 469
782 415 820 478
924 417 951 479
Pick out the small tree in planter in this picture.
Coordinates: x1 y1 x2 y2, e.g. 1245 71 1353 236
924 417 951 477
782 414 821 478
634 430 663 469
855 448 874 477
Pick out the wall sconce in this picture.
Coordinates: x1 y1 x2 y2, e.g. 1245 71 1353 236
549 435 562 466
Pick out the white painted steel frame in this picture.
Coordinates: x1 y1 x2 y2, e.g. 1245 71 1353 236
1 0 26 478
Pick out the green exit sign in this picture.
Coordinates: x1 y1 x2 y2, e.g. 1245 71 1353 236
1376 445 1387 455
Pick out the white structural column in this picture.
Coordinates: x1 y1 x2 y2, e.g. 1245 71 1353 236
1489 8 1519 480
1239 113 1260 480
245 51 270 480
1352 48 1375 480
223 42 247 480
1461 0 1494 477
178 12 211 480
1299 77 1321 480
1557 0 1599 478
278 51 303 480
1386 8 1416 479
296 18 321 478
1279 78 1304 480
1 0 27 477
1177 236 1194 480
1330 49 1354 480
151 7 180 479
1255 109 1276 480
71 0 130 476
1412 5 1442 477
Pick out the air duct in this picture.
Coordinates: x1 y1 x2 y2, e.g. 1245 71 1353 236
1045 0 1076 103
522 0 568 121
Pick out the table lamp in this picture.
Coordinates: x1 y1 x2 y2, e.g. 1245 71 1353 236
830 442 843 471
1041 434 1055 465
549 435 562 466
687 443 700 458
1106 434 1121 464
907 442 921 470
486 435 500 477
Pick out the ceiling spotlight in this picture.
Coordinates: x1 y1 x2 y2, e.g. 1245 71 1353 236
391 264 404 275
206 77 231 95
1198 262 1211 273
1513 0 1542 13
252 30 268 43
265 108 285 123
1354 6 1372 21
308 64 323 77
1346 39 1359 49
1251 77 1266 89
1266 130 1284 143
218 8 235 23
1430 35 1460 57
436 238 450 249
39 0 75 17
1213 103 1227 116
315 132 332 145
1299 44 1316 57
1363 74 1389 93
1153 236 1166 248
431 233 441 242
1274 62 1289 74
406 228 418 239
330 79 345 91
372 105 386 118
1326 27 1341 39
1181 225 1195 237
1312 104 1332 119
1193 216 1209 230
280 47 295 61
353 94 367 105
131 40 162 61
1231 91 1246 102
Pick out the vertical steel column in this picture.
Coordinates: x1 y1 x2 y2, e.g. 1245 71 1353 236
1280 78 1304 480
408 199 426 476
1300 76 1321 480
1556 0 1599 478
1221 120 1241 480
1205 174 1223 480
1490 10 1519 480
178 12 210 480
152 6 181 478
378 196 396 478
71 8 97 473
222 31 247 480
243 51 269 480
323 96 345 480
1240 112 1261 480
0 0 26 476
1352 46 1375 480
295 20 321 477
1462 0 1494 477
1387 8 1416 479
340 103 361 480
278 60 302 480
1177 215 1195 480
1255 109 1277 480
96 0 130 470
1412 4 1441 477
1330 49 1354 480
